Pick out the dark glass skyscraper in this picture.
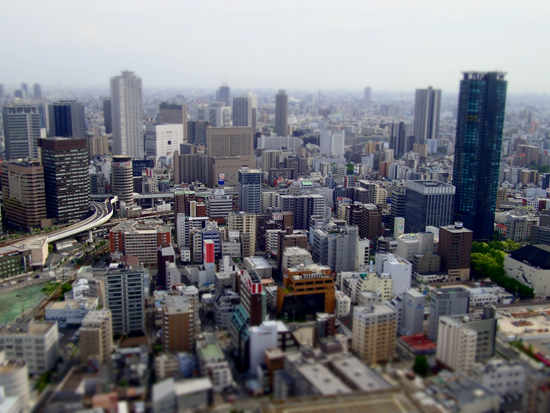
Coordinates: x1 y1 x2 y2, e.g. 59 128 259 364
48 101 86 139
452 72 507 240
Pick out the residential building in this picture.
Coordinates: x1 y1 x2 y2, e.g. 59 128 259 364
360 204 383 239
238 167 262 214
109 219 171 264
438 222 473 281
79 309 113 365
405 180 455 233
173 152 206 185
162 295 195 352
311 221 359 273
471 360 526 397
413 87 441 144
39 137 90 223
0 318 59 374
352 303 397 364
197 333 232 393
2 104 41 160
110 70 143 158
453 72 507 240
277 229 308 272
226 212 257 256
104 265 148 335
0 161 46 230
375 253 412 295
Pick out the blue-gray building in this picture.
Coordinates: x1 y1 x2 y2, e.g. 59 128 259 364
238 167 262 214
452 72 507 240
48 100 86 139
404 180 455 233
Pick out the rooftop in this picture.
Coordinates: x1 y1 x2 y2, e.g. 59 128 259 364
330 356 392 392
198 343 222 360
297 363 352 396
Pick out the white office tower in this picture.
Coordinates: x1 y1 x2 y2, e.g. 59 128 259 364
196 103 231 127
320 127 345 157
413 87 441 144
110 71 143 158
145 123 184 159
436 316 477 374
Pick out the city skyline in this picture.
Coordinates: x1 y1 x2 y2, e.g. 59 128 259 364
1 1 549 94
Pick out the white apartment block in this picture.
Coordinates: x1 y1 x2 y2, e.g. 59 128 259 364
335 291 351 317
436 316 477 374
0 318 59 374
471 360 526 396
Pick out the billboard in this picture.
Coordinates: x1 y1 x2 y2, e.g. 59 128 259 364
218 173 225 186
272 213 283 221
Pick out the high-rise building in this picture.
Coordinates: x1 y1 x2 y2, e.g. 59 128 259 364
453 72 507 240
232 93 256 127
226 212 257 256
145 123 184 159
111 155 134 206
103 98 112 134
109 220 171 264
48 101 86 139
0 84 4 99
110 70 143 158
105 265 148 335
217 84 231 106
173 152 206 185
33 83 42 100
436 306 497 374
79 309 113 365
352 303 397 364
364 87 371 105
279 194 326 230
405 180 455 233
389 121 412 157
187 120 209 146
159 102 188 139
197 102 231 127
0 161 46 230
427 287 470 341
20 83 28 95
438 222 474 281
2 104 41 160
39 137 90 223
360 204 382 239
206 127 254 186
162 295 196 352
238 167 262 214
312 222 359 273
413 87 441 144
275 90 288 136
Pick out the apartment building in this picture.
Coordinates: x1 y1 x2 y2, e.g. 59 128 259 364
79 309 113 365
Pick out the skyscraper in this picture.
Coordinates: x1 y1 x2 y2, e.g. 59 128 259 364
33 83 42 100
389 121 412 157
364 87 372 105
48 101 86 139
405 180 455 233
0 84 4 100
452 72 507 240
238 167 262 214
232 93 256 127
217 84 231 106
2 104 41 160
39 137 90 223
275 89 288 136
413 87 441 144
103 98 112 134
110 71 143 158
20 83 28 95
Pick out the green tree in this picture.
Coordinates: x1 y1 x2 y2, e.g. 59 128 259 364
413 355 429 377
48 244 54 254
346 162 354 174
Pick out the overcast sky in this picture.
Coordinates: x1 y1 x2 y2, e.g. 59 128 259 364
2 0 548 94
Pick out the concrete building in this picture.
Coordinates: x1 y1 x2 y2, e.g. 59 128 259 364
352 303 397 364
79 309 113 365
504 244 550 299
249 321 278 376
281 247 312 271
39 137 90 224
0 318 59 374
103 98 112 133
159 102 188 139
277 230 309 272
338 270 393 302
427 287 470 341
360 204 383 239
232 93 256 128
0 161 46 230
312 222 359 273
111 155 134 206
335 291 351 317
396 231 436 262
388 289 426 336
173 152 206 185
413 87 441 144
375 253 412 295
145 123 184 159
197 333 232 393
88 135 109 157
438 222 473 281
104 265 148 335
226 212 257 256
206 127 254 186
162 295 196 353
275 90 288 136
110 220 171 264
2 104 41 160
238 167 262 214
45 297 98 324
0 351 29 411
471 360 526 397
197 102 231 128
111 70 143 158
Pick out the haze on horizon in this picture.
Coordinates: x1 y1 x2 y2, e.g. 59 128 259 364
2 0 549 95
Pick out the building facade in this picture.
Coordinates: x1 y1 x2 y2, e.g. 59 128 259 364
2 104 41 160
405 180 455 233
